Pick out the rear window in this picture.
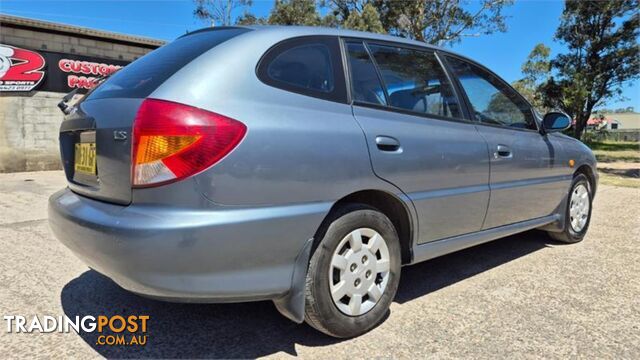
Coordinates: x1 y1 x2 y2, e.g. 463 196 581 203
86 28 251 100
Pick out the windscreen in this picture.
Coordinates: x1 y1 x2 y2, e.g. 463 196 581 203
85 28 251 101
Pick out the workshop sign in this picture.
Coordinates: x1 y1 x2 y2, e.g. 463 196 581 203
0 43 129 93
0 44 45 91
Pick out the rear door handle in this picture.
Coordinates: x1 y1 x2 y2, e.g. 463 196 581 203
375 136 401 152
494 144 512 159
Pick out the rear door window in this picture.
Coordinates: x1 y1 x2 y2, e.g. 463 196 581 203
366 43 462 119
257 36 347 103
86 28 251 101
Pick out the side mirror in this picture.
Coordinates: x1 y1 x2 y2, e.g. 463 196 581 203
542 112 571 133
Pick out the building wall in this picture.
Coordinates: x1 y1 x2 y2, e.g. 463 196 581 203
0 20 162 172
0 26 150 62
0 91 63 172
604 113 640 130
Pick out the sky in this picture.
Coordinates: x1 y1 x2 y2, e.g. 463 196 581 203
1 0 638 110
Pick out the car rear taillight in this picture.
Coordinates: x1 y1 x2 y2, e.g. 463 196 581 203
131 99 246 187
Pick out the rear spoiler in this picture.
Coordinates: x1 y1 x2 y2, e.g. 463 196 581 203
178 26 251 39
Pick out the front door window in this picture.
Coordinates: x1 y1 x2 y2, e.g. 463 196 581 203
446 56 536 130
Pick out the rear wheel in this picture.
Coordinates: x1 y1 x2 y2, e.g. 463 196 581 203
304 205 401 338
548 173 593 243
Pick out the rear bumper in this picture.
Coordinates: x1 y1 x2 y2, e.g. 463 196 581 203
48 188 329 302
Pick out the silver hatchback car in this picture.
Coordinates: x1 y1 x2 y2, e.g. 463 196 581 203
49 26 597 338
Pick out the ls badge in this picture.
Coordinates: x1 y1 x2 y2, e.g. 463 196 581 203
113 130 127 141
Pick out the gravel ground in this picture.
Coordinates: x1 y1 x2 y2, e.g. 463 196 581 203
0 170 638 359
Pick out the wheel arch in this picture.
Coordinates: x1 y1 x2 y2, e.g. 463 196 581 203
273 189 414 324
540 163 597 234
575 164 597 197
314 189 414 265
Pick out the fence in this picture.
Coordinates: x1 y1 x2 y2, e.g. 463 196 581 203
583 129 640 142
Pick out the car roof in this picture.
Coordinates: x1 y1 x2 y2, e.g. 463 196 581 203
184 25 469 60
247 25 442 48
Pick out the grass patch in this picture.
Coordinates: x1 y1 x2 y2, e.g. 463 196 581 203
586 141 640 163
595 152 640 163
586 141 639 152
598 171 640 188
586 140 640 188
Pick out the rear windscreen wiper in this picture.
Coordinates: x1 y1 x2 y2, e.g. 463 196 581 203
57 74 109 114
57 88 80 114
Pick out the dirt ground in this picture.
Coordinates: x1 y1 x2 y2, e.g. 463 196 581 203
0 170 638 359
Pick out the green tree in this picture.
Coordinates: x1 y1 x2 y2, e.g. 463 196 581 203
268 0 322 26
196 0 513 46
521 43 551 85
325 0 378 25
513 43 551 112
193 0 252 26
235 11 267 25
320 12 340 27
539 0 639 139
237 0 330 26
343 3 385 33
373 0 513 45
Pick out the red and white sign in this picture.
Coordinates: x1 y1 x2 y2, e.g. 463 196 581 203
58 58 122 89
0 43 130 93
0 45 46 91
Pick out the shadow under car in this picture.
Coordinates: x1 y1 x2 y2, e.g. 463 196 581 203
60 230 555 358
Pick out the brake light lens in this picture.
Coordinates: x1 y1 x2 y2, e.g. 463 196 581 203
132 99 246 187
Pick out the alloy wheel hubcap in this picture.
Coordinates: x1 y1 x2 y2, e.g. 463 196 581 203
569 184 590 232
329 228 390 316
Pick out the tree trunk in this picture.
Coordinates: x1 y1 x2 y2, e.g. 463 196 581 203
573 114 588 140
574 101 596 140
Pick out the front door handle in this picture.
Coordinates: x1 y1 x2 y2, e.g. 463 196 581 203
375 136 401 152
494 144 513 159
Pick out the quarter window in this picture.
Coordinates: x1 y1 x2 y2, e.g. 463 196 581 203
367 44 462 119
345 41 386 105
258 36 347 103
267 43 334 93
446 56 536 130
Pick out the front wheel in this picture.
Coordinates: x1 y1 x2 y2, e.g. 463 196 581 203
304 205 401 338
548 173 593 243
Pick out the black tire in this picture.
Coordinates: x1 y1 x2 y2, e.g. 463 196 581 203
548 173 593 243
304 204 401 338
